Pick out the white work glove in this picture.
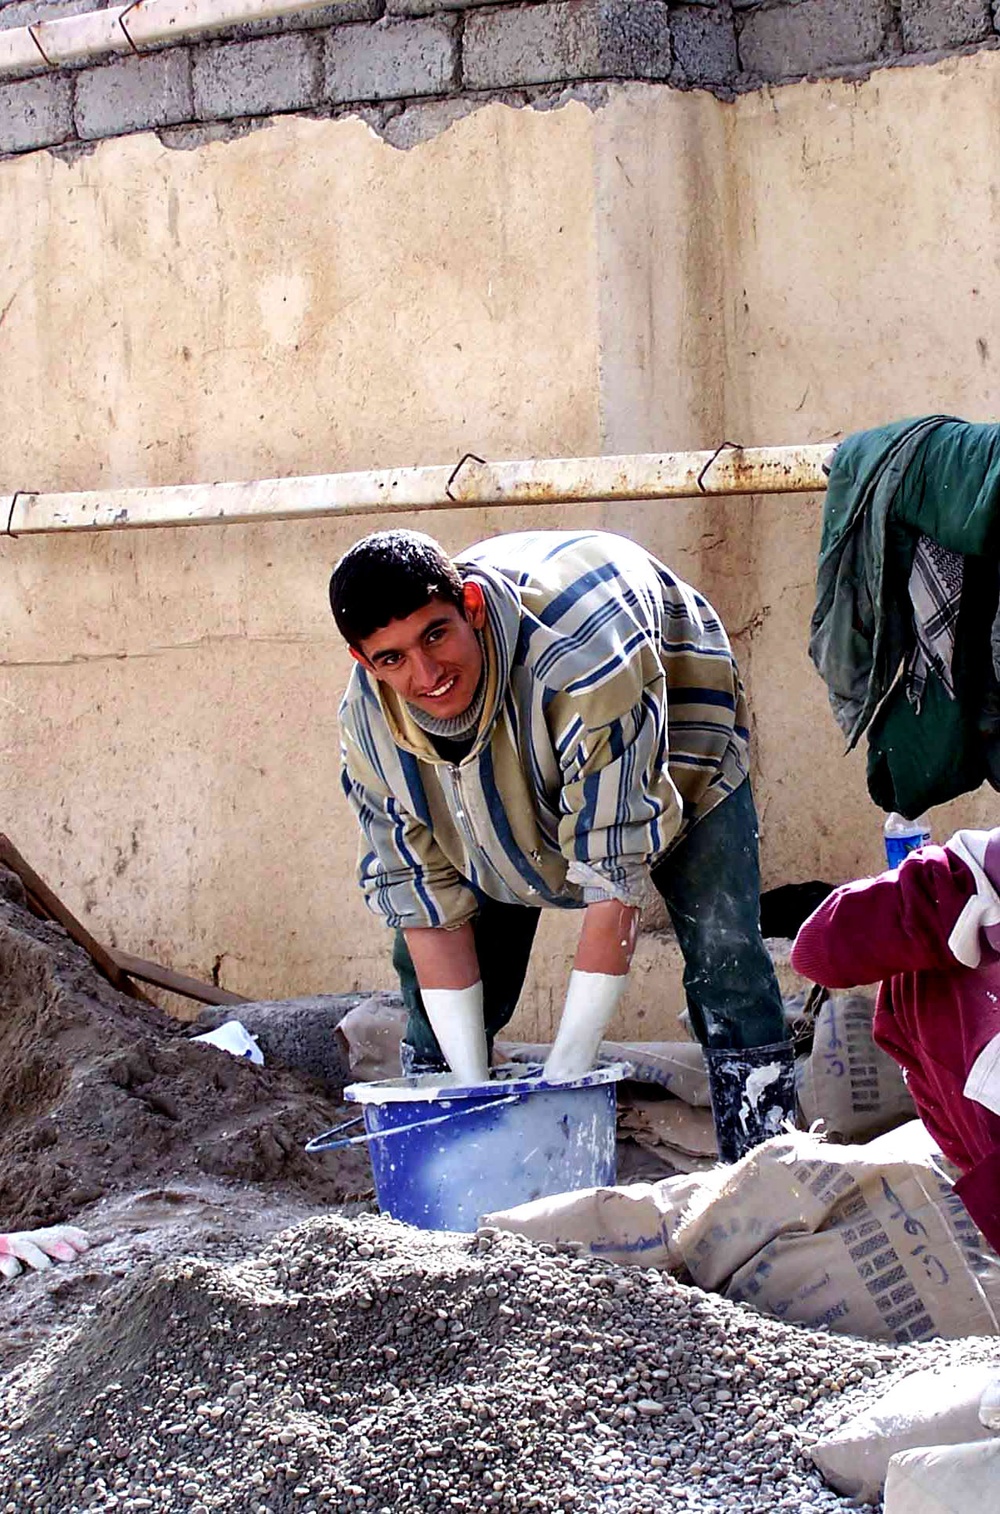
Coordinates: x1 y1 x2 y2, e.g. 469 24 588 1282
542 970 627 1082
421 982 490 1084
0 1225 90 1281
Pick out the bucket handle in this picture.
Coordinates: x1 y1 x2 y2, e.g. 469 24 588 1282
305 1093 520 1154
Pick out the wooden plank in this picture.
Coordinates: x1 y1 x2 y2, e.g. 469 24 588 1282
0 834 150 1003
0 837 251 1009
110 949 247 1007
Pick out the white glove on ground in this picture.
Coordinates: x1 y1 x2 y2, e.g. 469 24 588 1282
542 970 627 1082
421 982 489 1084
0 1225 90 1281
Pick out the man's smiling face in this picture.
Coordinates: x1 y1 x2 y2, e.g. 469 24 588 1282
353 587 486 721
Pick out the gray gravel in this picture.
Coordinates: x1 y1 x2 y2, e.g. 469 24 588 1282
1 1212 998 1513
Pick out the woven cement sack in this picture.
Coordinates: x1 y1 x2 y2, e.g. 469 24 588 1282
496 1040 711 1106
491 1124 1000 1341
617 1097 717 1167
798 991 916 1140
675 1123 998 1341
483 1171 719 1268
809 1366 998 1501
884 1438 1000 1513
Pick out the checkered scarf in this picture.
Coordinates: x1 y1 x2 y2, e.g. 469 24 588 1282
905 535 963 709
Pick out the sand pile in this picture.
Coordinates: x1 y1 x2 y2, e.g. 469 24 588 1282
0 866 371 1230
3 1212 999 1514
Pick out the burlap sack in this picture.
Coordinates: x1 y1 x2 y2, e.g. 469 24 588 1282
884 1440 1000 1514
676 1123 998 1341
809 1365 998 1501
617 1097 717 1164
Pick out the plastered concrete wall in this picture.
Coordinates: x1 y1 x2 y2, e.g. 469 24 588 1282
0 104 607 1029
719 54 1000 883
4 53 1000 1040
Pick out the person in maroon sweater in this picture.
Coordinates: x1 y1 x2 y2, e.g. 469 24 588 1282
791 829 1000 1255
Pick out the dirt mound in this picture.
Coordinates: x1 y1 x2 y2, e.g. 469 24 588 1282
0 868 371 1230
3 1213 1000 1514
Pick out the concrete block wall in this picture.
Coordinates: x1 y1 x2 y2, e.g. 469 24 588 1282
0 0 998 156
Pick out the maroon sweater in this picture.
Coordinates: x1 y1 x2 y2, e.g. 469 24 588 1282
792 834 1000 1255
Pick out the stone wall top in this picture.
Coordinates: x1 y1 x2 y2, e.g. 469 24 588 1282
0 0 995 156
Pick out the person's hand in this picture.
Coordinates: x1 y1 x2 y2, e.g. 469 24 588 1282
542 971 627 1082
421 984 489 1083
0 1225 90 1280
541 900 638 1080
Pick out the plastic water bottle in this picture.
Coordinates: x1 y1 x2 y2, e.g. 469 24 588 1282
883 812 932 869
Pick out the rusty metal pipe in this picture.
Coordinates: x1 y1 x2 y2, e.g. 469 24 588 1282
4 444 830 537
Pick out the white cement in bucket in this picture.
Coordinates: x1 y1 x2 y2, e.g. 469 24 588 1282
344 1062 629 1232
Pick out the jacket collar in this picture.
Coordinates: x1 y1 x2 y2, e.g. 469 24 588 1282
945 828 1000 965
372 565 522 763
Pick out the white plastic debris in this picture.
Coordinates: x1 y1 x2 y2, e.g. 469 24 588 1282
192 1020 264 1065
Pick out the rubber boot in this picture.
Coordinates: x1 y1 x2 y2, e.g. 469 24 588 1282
703 1040 797 1164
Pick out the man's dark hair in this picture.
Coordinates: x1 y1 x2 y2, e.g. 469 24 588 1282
329 529 465 648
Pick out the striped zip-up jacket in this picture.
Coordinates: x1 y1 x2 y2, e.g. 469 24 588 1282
339 530 749 930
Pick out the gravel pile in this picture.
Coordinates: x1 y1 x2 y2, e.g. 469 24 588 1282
3 1212 999 1514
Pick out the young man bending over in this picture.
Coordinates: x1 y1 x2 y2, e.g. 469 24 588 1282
330 528 793 1162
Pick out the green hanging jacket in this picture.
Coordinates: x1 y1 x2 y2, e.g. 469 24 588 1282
809 416 1000 817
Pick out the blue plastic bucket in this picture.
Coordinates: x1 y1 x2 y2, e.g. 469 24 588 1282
308 1063 627 1232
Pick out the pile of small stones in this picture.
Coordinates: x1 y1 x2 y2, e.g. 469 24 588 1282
1 1212 998 1514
